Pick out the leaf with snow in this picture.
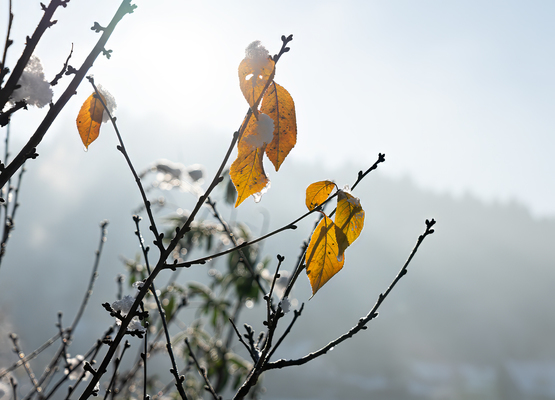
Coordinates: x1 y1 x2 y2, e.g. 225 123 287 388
335 190 365 256
76 87 116 149
260 81 297 171
76 93 106 149
239 41 275 113
305 180 337 211
305 214 347 296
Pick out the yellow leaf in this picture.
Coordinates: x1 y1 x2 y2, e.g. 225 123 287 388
260 82 297 171
305 180 336 211
230 116 270 207
76 93 106 149
305 215 347 296
335 190 365 256
238 56 275 112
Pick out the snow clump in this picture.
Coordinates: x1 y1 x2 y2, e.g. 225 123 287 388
10 56 53 108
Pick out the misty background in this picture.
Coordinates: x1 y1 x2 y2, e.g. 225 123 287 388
1 1 554 399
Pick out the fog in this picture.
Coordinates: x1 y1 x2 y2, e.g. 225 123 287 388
0 127 554 399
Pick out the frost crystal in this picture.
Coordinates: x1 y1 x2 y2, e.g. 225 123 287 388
10 56 53 108
243 113 274 148
245 40 270 77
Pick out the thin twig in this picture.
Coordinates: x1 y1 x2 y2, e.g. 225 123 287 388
264 219 436 371
205 196 268 297
0 121 21 268
184 338 222 400
142 322 148 400
229 319 258 363
265 255 284 327
170 212 306 270
0 162 25 264
0 332 62 379
50 43 73 86
9 334 42 395
9 377 17 400
103 341 130 399
266 303 304 361
90 78 164 253
0 0 14 86
31 221 108 396
71 220 109 332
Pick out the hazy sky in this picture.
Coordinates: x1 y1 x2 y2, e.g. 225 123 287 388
2 0 554 217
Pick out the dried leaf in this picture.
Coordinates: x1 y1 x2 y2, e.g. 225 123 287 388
260 82 297 171
335 190 365 256
230 115 270 207
76 92 106 149
238 56 275 112
305 215 347 296
305 180 336 211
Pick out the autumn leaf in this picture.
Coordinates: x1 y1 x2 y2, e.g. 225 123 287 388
238 55 275 113
305 215 347 296
305 180 337 211
260 81 297 171
76 92 106 149
335 190 365 256
230 115 270 207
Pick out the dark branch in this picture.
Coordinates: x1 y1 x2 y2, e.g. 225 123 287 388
50 43 73 86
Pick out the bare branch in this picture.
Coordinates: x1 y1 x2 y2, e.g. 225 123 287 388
184 338 222 400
